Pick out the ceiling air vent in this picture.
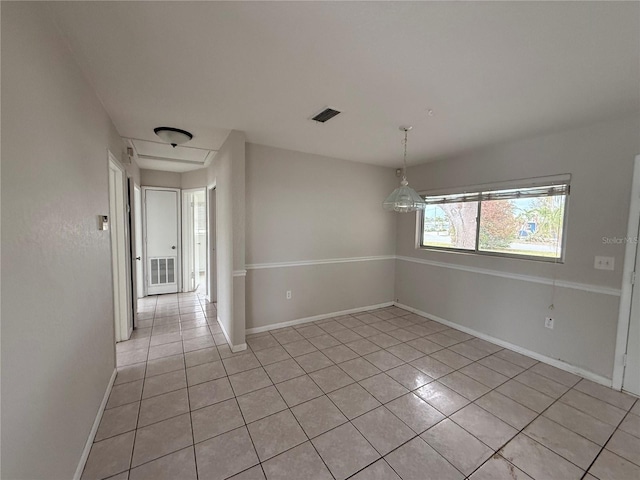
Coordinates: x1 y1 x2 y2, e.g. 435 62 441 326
311 107 341 123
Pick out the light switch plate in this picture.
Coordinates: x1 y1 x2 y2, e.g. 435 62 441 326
99 215 109 231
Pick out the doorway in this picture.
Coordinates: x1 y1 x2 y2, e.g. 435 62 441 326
108 153 131 342
208 186 217 303
183 188 207 293
143 187 181 295
624 233 640 395
134 185 144 298
614 154 640 395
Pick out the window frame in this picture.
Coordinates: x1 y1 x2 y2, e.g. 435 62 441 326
416 176 571 263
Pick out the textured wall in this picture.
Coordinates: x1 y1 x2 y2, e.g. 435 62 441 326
1 3 127 477
396 114 640 379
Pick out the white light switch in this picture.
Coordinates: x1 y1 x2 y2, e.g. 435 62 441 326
594 256 615 271
99 215 109 231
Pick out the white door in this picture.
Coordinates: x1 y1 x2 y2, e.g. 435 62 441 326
208 187 217 302
182 189 207 292
194 190 207 291
623 222 640 395
144 188 180 295
134 185 144 298
183 191 195 291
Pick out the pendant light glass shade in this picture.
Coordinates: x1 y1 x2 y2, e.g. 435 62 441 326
383 179 427 212
383 126 426 212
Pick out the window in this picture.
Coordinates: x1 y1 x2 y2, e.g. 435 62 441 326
420 181 569 261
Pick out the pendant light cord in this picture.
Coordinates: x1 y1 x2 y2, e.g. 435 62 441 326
549 197 564 311
402 128 409 185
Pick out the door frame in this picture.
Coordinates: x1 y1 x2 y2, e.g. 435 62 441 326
182 187 207 293
126 178 137 327
207 183 217 303
142 186 182 295
108 152 132 342
134 184 144 299
613 154 640 390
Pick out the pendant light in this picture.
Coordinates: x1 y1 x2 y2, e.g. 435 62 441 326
383 126 426 212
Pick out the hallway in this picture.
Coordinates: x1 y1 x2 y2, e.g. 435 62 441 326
82 302 639 480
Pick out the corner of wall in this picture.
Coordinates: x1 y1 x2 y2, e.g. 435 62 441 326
207 130 247 348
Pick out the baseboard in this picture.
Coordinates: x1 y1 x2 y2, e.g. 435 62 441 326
231 343 248 353
217 315 247 353
395 302 612 388
245 301 395 335
74 368 117 480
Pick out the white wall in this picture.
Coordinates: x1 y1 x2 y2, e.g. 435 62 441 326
396 114 640 380
134 142 398 338
137 160 245 348
1 3 128 478
204 131 246 347
141 167 209 190
245 143 398 329
7 5 636 479
140 168 181 188
181 168 208 190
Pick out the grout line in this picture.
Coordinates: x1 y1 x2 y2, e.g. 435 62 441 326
281 376 339 480
180 322 200 480
110 298 636 480
125 303 153 475
579 398 640 478
461 359 568 478
463 361 635 478
222 353 265 479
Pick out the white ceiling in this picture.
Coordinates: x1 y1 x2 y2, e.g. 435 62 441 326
125 138 215 172
49 2 639 169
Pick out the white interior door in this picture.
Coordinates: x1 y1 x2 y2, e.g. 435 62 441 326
134 185 144 298
182 189 208 293
623 226 640 395
144 188 180 295
183 191 195 291
194 190 206 290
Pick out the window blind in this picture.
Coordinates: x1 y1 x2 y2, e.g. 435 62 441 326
423 184 569 204
480 184 569 201
423 192 481 205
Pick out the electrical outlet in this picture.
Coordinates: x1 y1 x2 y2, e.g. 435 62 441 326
594 256 615 271
286 290 292 300
545 317 554 329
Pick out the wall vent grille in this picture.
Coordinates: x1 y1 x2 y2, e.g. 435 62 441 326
150 257 176 285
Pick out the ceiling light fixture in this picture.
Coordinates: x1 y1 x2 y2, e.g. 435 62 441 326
383 126 426 213
153 127 193 148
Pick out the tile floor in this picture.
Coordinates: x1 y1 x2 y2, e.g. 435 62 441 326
82 293 640 480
